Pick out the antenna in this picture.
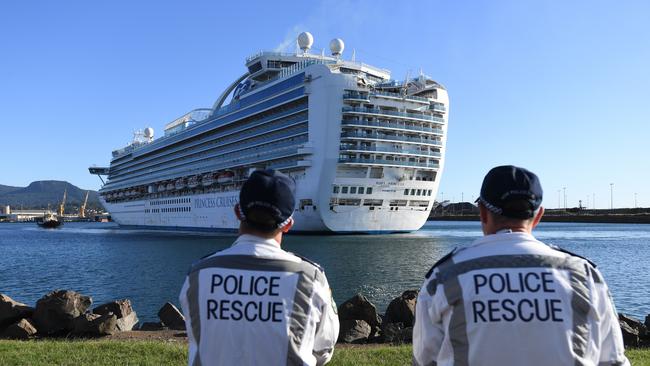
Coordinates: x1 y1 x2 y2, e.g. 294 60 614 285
352 48 356 62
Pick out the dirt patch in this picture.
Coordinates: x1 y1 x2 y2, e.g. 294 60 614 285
105 330 188 342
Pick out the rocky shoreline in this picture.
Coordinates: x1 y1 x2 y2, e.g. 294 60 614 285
2 289 649 349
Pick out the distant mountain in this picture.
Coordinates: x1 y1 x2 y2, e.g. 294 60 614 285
0 181 101 211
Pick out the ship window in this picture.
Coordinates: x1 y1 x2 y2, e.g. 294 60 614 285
350 187 357 194
404 189 409 195
342 187 349 194
366 187 372 195
410 189 416 196
358 187 365 194
428 190 432 196
333 186 340 194
417 189 422 196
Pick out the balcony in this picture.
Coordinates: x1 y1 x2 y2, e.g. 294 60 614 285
343 92 370 102
340 132 443 147
371 91 430 103
342 106 445 123
430 102 446 112
339 145 441 158
339 157 439 170
341 119 444 135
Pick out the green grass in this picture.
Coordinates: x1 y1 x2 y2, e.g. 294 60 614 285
0 340 648 365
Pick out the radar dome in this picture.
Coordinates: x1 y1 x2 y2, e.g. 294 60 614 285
329 38 344 57
144 127 154 139
297 32 314 52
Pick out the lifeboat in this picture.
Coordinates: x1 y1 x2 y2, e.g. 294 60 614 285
175 179 187 190
217 171 234 184
202 174 215 187
158 184 166 192
188 176 199 188
166 183 174 191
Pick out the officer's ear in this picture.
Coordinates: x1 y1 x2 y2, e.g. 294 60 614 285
280 217 294 233
530 206 544 229
234 204 244 221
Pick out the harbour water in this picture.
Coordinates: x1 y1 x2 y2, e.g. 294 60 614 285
1 221 648 322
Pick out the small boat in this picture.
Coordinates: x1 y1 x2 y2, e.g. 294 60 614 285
175 179 187 190
37 213 62 229
217 171 234 184
201 174 215 187
188 176 200 188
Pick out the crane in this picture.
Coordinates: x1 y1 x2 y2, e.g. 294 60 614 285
79 191 89 219
58 189 67 217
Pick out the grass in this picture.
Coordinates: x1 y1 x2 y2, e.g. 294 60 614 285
0 340 648 365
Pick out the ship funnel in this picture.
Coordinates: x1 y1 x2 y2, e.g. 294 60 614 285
297 32 314 54
329 38 344 57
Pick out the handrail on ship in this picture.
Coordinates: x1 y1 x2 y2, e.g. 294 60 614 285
340 145 442 158
341 131 443 146
342 106 445 123
341 119 444 134
339 157 440 169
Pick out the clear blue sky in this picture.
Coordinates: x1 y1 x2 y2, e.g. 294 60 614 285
1 0 648 209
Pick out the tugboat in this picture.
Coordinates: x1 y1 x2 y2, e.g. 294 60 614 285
37 212 62 228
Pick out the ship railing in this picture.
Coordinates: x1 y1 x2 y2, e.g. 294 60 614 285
339 157 439 169
342 92 370 101
341 132 443 146
429 102 446 112
278 58 336 79
342 106 445 123
371 91 430 103
341 119 444 134
245 51 298 63
340 145 441 157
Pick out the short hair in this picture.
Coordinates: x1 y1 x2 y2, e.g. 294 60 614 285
481 199 537 225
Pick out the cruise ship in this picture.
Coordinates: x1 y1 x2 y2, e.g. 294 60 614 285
89 33 449 233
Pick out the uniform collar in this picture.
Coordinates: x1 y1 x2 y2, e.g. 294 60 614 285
471 230 538 247
233 234 281 248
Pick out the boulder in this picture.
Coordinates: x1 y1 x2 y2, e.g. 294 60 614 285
139 322 167 331
73 313 118 336
384 290 418 327
381 322 413 344
645 314 650 330
0 294 34 328
337 294 382 334
0 319 38 339
337 319 371 344
93 299 138 331
32 290 92 334
620 319 639 348
158 302 185 330
619 313 647 337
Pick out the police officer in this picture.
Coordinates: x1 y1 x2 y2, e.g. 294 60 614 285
413 165 629 366
179 169 339 366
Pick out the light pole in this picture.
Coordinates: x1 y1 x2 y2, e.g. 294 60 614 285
609 183 614 209
557 190 561 209
563 187 567 209
635 193 638 208
593 193 595 209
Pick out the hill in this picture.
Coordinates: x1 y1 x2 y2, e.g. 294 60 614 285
0 181 101 211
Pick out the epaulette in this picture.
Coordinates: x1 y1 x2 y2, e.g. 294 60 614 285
425 248 456 279
549 245 596 268
292 253 324 272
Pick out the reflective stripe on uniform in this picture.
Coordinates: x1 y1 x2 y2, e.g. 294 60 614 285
428 254 592 365
188 270 202 366
188 254 323 365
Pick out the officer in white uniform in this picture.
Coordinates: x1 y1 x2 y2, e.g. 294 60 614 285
179 169 339 366
413 165 629 366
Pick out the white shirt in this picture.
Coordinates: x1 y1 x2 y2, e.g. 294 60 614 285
179 234 339 366
413 231 629 366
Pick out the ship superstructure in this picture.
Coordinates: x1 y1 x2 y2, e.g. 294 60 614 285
90 33 449 233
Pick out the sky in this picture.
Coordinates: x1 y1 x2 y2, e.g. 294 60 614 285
1 0 649 209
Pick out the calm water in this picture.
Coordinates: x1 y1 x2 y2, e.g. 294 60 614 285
1 221 649 322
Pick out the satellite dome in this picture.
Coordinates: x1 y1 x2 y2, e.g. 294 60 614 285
297 32 314 52
144 127 154 138
329 38 344 57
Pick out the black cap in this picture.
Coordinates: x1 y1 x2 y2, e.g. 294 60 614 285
239 169 296 230
476 165 543 219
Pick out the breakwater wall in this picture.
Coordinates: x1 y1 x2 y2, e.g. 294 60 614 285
429 214 650 224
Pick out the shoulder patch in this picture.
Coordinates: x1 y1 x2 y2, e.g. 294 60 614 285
292 253 324 272
549 245 597 268
425 248 456 279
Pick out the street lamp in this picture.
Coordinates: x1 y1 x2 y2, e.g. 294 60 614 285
563 187 567 209
635 193 638 208
557 190 561 209
609 183 614 209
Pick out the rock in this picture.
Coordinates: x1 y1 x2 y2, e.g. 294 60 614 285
645 314 650 330
619 313 647 337
384 290 418 327
33 290 92 334
0 319 38 339
93 299 138 331
338 319 371 344
158 302 185 330
620 319 639 348
337 294 382 334
73 312 118 336
381 322 413 344
0 294 34 328
139 322 167 331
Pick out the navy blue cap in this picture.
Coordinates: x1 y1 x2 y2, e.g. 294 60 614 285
476 165 543 219
239 169 296 230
